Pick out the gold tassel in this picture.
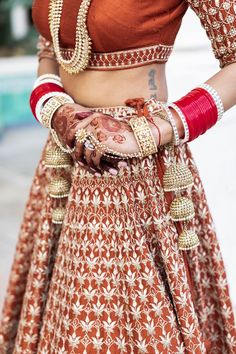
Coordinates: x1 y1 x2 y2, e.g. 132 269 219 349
163 163 194 192
170 196 195 222
44 146 73 168
44 143 72 226
48 177 71 198
162 150 199 250
178 227 200 250
52 207 66 225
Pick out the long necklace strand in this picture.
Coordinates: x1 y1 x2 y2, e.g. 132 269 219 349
49 0 92 74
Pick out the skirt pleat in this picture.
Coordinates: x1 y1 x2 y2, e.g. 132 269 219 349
0 137 235 354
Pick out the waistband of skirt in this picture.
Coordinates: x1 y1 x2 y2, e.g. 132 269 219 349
92 98 163 119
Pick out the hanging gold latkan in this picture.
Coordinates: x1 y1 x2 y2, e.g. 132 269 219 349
170 196 195 222
163 148 200 251
48 176 71 198
163 162 194 192
44 146 72 168
51 206 67 224
44 144 72 225
178 227 200 250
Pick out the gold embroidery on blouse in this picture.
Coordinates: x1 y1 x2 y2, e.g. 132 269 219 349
187 0 236 67
60 44 173 70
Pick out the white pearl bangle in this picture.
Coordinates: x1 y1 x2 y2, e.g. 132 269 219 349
199 83 224 121
162 103 180 146
35 92 74 124
34 74 61 87
33 79 63 89
168 103 189 144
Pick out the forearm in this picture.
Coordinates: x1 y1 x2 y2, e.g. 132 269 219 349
206 62 236 111
171 62 236 141
37 58 59 77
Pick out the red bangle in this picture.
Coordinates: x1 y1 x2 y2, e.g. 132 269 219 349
174 88 218 141
30 83 64 118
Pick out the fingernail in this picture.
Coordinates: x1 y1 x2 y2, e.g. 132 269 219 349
109 168 118 175
76 111 92 120
95 172 102 177
78 161 85 166
118 161 128 168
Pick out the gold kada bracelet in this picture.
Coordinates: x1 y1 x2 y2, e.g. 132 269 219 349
129 115 158 157
41 94 74 129
41 95 75 154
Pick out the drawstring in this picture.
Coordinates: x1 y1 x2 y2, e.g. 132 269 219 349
125 97 150 118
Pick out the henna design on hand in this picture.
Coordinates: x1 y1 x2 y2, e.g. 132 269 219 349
101 118 126 133
76 111 92 120
97 131 108 142
52 106 135 160
52 104 94 147
101 116 132 133
90 116 132 146
52 104 79 146
91 117 99 127
112 135 126 144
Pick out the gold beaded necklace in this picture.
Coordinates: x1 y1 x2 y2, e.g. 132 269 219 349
48 0 92 74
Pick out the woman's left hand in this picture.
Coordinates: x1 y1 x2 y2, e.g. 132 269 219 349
74 114 139 173
74 113 174 172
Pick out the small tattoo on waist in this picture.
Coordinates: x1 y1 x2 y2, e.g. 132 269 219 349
148 69 157 91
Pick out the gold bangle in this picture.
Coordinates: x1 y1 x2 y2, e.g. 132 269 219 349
129 116 157 157
41 95 75 154
41 95 73 129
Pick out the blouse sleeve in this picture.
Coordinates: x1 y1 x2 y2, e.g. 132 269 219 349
36 35 56 62
186 0 236 68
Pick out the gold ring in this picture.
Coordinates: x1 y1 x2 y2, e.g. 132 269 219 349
75 129 90 144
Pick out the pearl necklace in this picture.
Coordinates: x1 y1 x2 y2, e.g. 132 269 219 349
49 0 92 74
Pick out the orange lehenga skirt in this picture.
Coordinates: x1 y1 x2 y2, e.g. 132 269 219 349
0 102 236 354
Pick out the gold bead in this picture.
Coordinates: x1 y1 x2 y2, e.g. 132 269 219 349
52 207 66 224
75 128 90 144
170 196 195 221
178 229 200 250
44 146 72 168
49 0 92 74
48 177 71 198
163 163 194 192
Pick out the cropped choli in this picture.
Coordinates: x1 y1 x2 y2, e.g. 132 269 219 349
32 0 236 70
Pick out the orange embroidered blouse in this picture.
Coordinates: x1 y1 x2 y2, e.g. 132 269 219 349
32 0 236 70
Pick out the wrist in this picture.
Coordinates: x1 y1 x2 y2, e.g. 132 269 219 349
149 118 173 146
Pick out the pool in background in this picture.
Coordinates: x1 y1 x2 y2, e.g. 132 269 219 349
0 56 38 135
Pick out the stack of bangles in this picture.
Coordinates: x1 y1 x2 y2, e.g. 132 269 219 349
30 75 224 158
30 73 75 153
163 83 224 145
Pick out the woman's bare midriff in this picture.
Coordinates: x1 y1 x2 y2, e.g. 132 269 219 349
59 63 168 108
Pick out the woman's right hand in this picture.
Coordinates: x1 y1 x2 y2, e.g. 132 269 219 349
51 103 128 176
51 103 94 148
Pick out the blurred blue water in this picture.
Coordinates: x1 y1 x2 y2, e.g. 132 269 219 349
0 74 36 134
